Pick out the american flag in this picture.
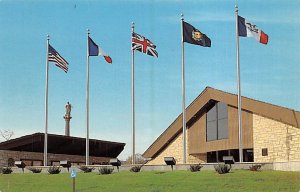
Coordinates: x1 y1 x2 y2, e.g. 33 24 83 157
48 44 69 73
132 32 158 58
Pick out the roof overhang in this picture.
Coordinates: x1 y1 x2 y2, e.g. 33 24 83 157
0 132 125 158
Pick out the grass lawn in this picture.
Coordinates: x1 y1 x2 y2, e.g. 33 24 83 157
0 170 300 192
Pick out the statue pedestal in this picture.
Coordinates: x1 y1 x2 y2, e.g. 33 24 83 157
64 115 72 136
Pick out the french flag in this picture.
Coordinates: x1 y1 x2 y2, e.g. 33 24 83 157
88 37 112 64
238 15 268 45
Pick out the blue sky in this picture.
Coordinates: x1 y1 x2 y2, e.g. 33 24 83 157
0 0 299 160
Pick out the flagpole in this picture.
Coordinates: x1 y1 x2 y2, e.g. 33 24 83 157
131 22 136 165
44 35 50 166
181 14 187 164
86 29 90 166
235 5 243 163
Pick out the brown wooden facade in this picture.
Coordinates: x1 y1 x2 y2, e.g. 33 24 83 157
188 106 253 154
143 87 300 160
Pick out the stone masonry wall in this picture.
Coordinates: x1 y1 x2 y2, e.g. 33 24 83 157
147 133 183 165
147 128 206 165
253 114 300 163
0 150 110 166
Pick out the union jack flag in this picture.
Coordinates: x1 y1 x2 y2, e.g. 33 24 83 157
132 32 158 58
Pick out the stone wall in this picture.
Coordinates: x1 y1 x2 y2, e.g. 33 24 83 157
0 150 110 166
253 114 300 163
147 133 183 165
147 128 206 165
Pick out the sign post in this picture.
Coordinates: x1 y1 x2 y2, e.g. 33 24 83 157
70 169 77 192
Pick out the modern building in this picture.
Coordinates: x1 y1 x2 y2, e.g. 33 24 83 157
143 87 300 165
0 101 125 167
0 132 125 167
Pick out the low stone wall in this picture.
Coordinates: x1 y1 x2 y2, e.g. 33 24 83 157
272 161 300 172
139 162 274 172
6 162 300 174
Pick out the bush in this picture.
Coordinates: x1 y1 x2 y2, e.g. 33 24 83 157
1 167 13 174
130 166 142 173
28 167 42 173
98 167 113 175
249 164 262 171
79 165 94 173
47 166 61 174
190 164 203 172
214 164 231 174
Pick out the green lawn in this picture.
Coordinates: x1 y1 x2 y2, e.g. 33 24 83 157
0 170 300 192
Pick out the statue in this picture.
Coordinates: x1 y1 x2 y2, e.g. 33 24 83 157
65 102 72 117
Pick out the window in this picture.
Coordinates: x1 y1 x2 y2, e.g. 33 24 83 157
207 149 254 163
262 148 268 156
206 102 228 141
207 151 217 163
206 106 217 141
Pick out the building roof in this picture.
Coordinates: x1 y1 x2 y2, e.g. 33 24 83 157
143 87 300 158
0 132 125 158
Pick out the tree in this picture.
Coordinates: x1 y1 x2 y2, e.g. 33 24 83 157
0 129 14 141
124 153 148 165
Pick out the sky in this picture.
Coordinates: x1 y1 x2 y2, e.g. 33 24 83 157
0 0 300 160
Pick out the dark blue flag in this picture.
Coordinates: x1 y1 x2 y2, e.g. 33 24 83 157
183 21 211 47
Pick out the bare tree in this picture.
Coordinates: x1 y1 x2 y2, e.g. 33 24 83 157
124 153 148 165
0 129 14 141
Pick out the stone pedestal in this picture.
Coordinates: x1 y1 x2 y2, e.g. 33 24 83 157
64 115 72 136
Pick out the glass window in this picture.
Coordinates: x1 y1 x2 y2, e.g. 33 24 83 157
207 105 217 121
206 105 217 141
218 150 229 162
218 118 228 139
207 151 217 163
207 121 217 141
217 102 228 139
217 102 228 119
206 102 228 141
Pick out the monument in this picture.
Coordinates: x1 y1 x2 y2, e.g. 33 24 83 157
64 102 72 136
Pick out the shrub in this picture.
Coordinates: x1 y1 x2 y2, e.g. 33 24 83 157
1 167 13 174
47 166 61 174
98 167 113 175
249 164 262 171
214 164 231 174
130 166 142 173
28 167 42 173
190 164 203 172
79 165 94 173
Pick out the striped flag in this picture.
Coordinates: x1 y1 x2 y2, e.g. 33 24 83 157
88 37 112 64
238 15 268 45
48 44 69 73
